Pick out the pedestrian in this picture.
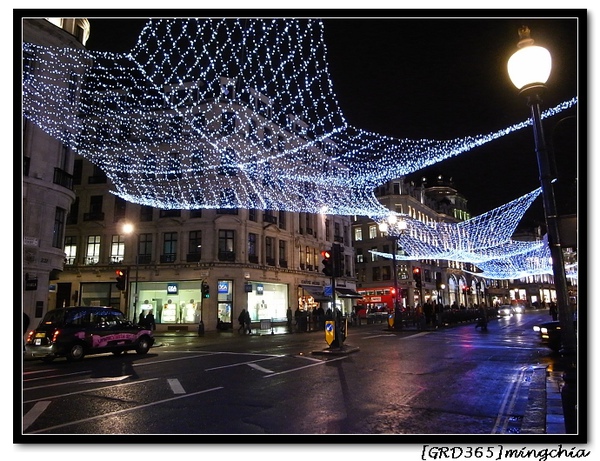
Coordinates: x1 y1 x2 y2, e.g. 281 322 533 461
245 309 252 334
145 311 156 330
139 312 146 326
549 302 558 321
238 309 246 333
286 306 293 331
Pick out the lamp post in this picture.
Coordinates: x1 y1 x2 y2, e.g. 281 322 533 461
122 223 139 322
379 215 406 331
507 26 576 358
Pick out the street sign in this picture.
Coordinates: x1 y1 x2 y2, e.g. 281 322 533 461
325 320 335 345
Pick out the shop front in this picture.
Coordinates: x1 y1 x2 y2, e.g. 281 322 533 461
129 280 203 325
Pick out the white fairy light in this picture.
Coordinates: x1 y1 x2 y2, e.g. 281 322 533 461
22 18 577 278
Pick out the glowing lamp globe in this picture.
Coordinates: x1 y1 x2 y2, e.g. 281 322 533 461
507 27 552 91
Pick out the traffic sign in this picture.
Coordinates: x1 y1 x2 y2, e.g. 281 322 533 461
325 320 335 345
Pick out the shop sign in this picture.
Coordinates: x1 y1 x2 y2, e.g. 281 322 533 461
218 281 230 294
25 278 38 290
167 283 178 294
244 283 253 293
256 283 264 295
324 286 332 296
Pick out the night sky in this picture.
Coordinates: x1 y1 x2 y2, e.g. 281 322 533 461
83 12 582 227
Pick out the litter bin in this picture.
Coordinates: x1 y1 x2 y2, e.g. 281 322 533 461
197 320 205 336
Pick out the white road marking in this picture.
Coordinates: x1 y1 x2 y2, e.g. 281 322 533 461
248 363 274 374
24 375 131 391
264 356 348 378
167 378 186 394
23 378 159 404
23 401 51 431
491 366 528 434
205 355 282 371
26 387 224 434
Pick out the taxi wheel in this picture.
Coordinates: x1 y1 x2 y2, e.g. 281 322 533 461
136 337 151 355
65 343 85 362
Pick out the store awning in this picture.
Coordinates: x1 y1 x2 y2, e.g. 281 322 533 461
300 285 331 302
335 288 363 299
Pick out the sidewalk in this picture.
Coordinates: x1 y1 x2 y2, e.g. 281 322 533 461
152 321 567 434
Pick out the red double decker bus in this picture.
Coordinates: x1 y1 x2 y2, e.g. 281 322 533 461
355 287 398 319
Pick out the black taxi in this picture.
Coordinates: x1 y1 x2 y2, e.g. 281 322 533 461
24 306 154 362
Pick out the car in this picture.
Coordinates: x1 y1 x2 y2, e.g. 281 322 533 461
24 306 154 362
497 305 514 317
512 304 525 314
532 320 577 352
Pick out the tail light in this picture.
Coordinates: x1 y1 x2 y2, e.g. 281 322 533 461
26 330 35 343
51 330 60 343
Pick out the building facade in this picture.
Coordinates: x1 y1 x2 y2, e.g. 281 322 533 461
22 18 90 322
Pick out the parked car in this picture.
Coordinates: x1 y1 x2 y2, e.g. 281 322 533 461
497 305 514 317
24 306 154 362
532 320 577 352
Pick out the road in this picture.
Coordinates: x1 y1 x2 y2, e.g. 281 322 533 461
20 310 561 440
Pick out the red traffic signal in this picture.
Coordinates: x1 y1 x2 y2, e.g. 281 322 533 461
321 249 333 276
115 269 126 291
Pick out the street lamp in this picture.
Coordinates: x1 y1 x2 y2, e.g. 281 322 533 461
379 215 406 331
507 26 576 358
122 222 139 322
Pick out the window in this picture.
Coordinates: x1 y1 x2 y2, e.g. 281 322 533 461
382 265 391 281
72 159 82 185
114 197 126 222
140 205 153 222
159 209 181 218
248 233 258 263
370 247 378 262
372 267 381 281
218 230 235 261
278 210 286 230
67 198 79 225
138 233 152 264
354 227 363 242
265 237 275 265
190 208 202 218
64 236 77 265
356 248 364 263
279 240 287 266
369 224 378 239
110 234 125 263
162 232 178 262
249 208 257 222
263 127 272 149
189 231 202 254
52 207 66 248
221 112 236 135
86 235 101 265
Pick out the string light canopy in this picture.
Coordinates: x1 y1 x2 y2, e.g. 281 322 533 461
22 18 577 278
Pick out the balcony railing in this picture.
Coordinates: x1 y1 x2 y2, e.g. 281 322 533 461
186 252 201 262
218 251 235 262
160 253 177 263
53 168 73 190
83 212 105 221
137 254 152 264
263 214 277 224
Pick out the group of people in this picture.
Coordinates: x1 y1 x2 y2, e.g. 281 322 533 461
237 309 252 334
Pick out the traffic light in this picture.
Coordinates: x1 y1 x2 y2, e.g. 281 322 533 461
332 243 343 277
201 282 210 298
321 249 333 277
115 269 126 291
412 267 422 288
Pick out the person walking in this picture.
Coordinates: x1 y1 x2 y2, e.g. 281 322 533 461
237 309 246 333
145 311 156 330
245 309 252 334
286 306 293 331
